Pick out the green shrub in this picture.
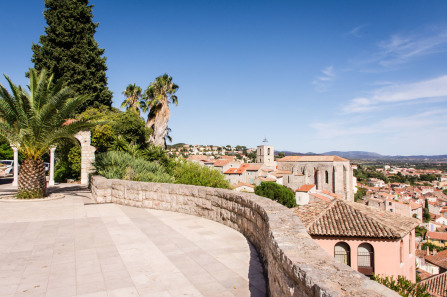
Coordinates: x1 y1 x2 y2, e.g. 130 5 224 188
254 182 297 208
170 160 230 189
372 274 430 297
93 151 173 183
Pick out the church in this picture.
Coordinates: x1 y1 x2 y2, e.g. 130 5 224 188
256 143 355 202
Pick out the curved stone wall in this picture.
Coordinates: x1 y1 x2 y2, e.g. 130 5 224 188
90 176 398 297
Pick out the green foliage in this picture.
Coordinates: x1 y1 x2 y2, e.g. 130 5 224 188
93 151 173 183
17 189 45 199
422 242 447 252
121 84 146 115
31 0 112 112
443 189 447 195
111 110 148 145
54 143 81 182
354 168 389 184
423 206 431 223
415 226 427 238
0 69 91 159
169 160 230 189
68 146 81 174
355 187 367 202
91 124 115 153
372 274 430 297
141 145 173 169
254 182 297 208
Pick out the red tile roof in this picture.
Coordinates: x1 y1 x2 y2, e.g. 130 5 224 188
293 199 419 239
427 231 447 241
224 164 250 174
419 271 447 297
425 250 447 270
296 184 316 192
410 202 422 210
231 182 255 189
214 159 232 167
277 155 349 162
416 268 433 281
246 164 263 171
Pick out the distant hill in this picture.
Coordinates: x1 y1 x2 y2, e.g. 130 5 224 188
276 150 447 161
322 151 384 159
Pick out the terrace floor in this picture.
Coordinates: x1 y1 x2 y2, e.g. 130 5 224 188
0 182 267 297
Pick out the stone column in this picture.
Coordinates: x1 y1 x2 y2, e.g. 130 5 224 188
75 131 96 185
11 145 18 187
49 146 56 186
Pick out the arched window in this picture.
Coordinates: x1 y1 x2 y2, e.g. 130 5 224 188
334 242 351 266
325 171 329 183
400 240 404 263
267 148 270 155
314 169 319 189
358 243 374 276
332 166 336 193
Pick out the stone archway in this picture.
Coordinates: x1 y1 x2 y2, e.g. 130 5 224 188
75 131 96 185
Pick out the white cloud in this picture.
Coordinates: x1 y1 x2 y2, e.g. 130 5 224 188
343 75 447 113
313 66 336 92
346 24 367 38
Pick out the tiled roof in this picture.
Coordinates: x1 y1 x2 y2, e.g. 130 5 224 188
427 231 447 241
231 183 255 189
276 170 292 174
416 249 427 258
310 193 333 202
62 119 78 126
246 164 263 171
296 184 316 192
420 271 447 297
214 159 232 167
224 164 249 174
410 202 422 210
259 177 276 182
425 250 447 270
293 199 419 239
416 268 433 280
277 155 349 162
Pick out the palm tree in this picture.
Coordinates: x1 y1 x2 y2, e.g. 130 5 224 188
121 83 146 115
144 74 178 148
0 69 91 198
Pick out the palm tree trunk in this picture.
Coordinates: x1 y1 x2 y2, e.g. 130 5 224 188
18 158 47 198
148 103 170 148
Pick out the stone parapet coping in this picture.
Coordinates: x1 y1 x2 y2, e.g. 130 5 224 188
90 175 399 297
0 193 64 202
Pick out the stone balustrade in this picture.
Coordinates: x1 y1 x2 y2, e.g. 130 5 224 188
90 175 399 297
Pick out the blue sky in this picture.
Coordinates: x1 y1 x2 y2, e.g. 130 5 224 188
1 0 447 155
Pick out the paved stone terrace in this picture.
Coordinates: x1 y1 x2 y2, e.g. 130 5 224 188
0 184 267 297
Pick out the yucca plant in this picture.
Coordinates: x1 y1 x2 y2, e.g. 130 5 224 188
0 69 91 198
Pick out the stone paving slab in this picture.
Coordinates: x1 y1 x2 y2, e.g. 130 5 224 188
0 184 267 297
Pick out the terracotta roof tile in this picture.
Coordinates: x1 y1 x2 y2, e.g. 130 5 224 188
427 231 447 241
231 182 255 189
278 155 349 162
419 271 447 297
296 184 316 192
293 199 419 239
416 268 432 281
214 159 232 167
425 250 447 270
246 164 263 171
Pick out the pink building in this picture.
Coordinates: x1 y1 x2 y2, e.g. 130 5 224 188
294 199 419 281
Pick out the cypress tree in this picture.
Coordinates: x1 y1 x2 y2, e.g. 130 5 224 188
31 0 112 112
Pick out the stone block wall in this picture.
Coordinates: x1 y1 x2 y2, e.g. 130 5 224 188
90 175 398 297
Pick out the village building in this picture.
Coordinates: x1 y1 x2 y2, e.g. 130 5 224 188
294 199 419 281
277 155 355 201
426 231 447 248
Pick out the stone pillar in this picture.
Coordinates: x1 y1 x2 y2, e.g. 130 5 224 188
11 145 18 187
75 131 96 185
49 146 56 186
